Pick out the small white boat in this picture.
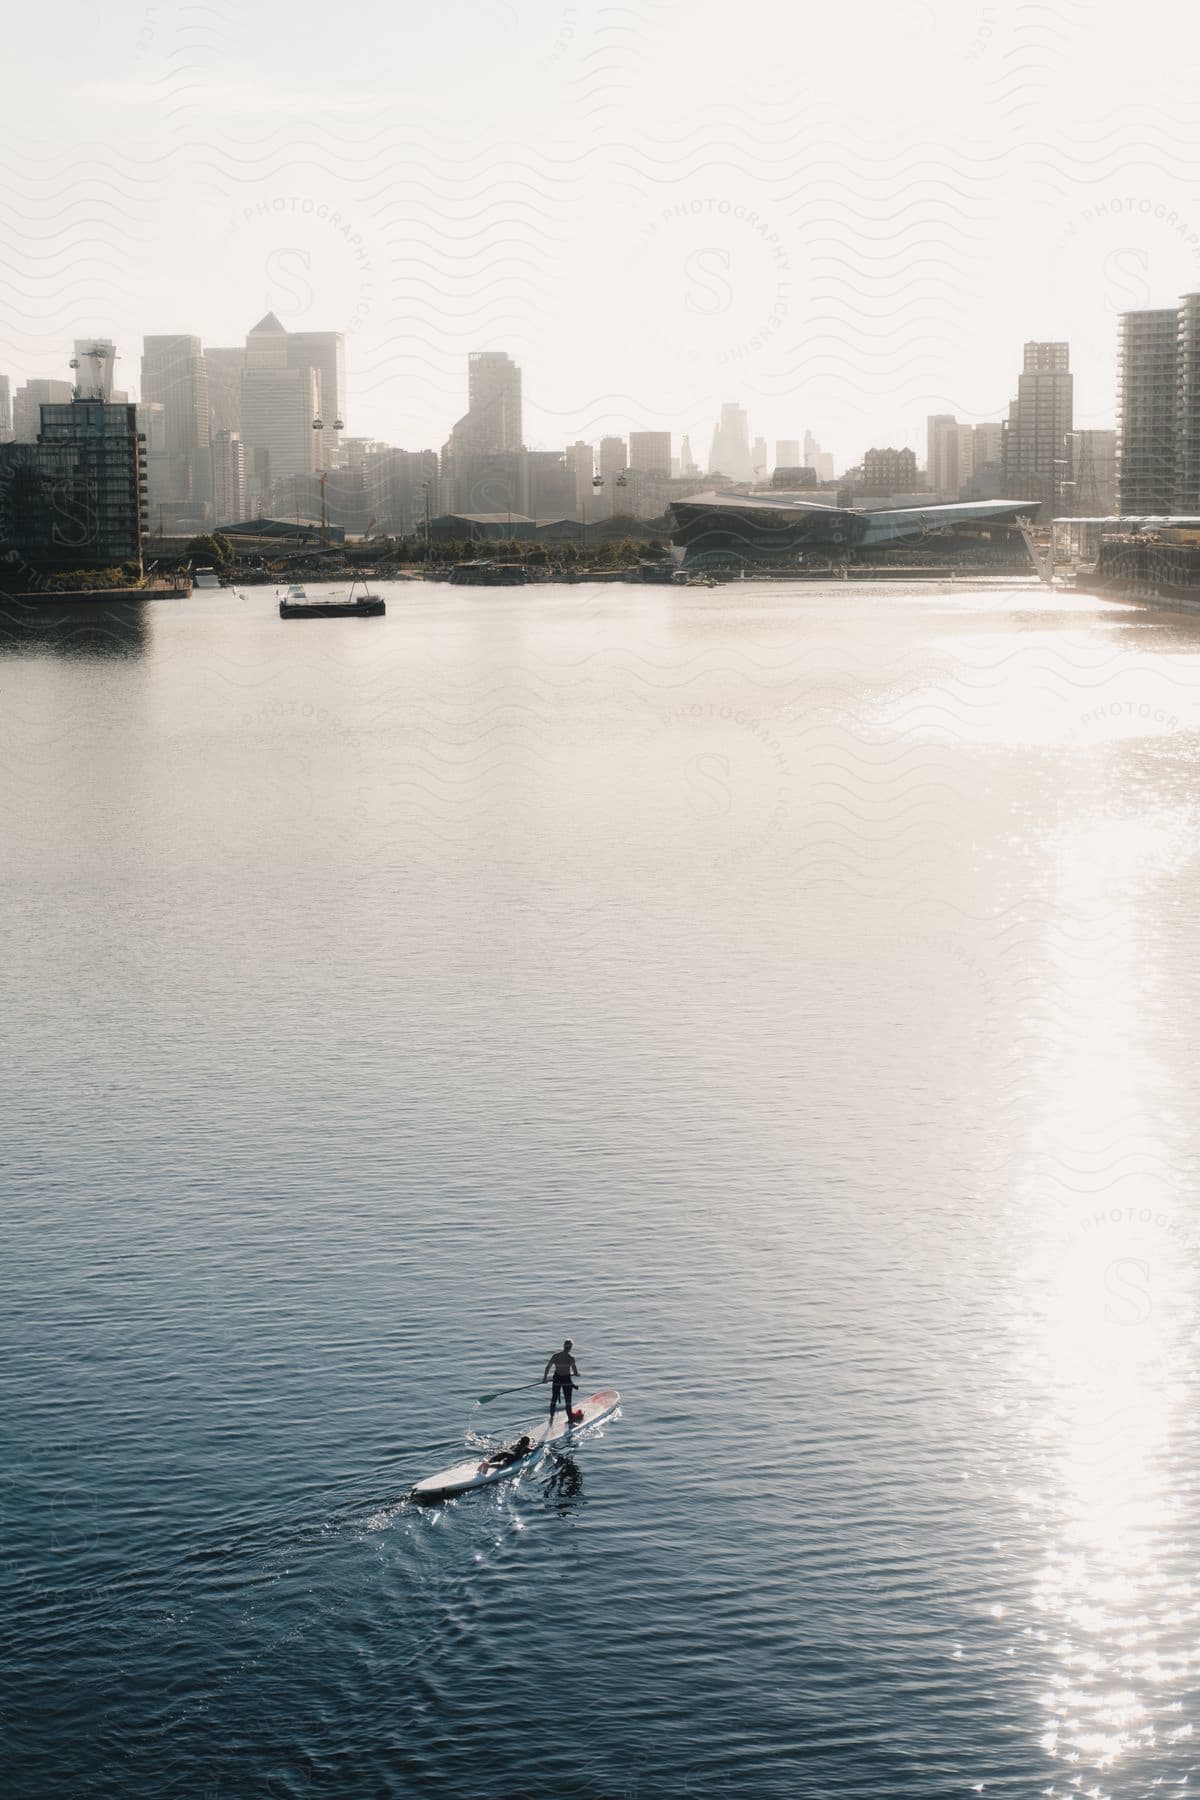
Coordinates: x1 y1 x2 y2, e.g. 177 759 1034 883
411 1388 620 1502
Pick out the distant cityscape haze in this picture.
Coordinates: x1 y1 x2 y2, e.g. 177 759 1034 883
4 0 1200 472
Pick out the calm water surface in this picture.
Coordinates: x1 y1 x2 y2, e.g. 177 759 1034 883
5 578 1200 1797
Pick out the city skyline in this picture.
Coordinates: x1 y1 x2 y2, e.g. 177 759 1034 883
7 0 1200 476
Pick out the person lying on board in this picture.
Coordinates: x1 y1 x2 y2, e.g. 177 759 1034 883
479 1434 535 1471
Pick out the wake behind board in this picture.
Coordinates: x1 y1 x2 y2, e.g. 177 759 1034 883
411 1389 620 1503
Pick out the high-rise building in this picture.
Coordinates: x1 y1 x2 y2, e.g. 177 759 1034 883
926 415 974 498
287 331 345 461
441 351 524 512
751 435 768 480
597 435 628 516
680 435 699 477
628 431 672 477
1175 293 1200 513
240 313 320 497
141 335 209 454
11 380 73 442
804 430 835 484
0 375 11 443
449 352 523 456
972 423 1004 471
1002 341 1073 517
212 430 247 523
141 334 211 512
204 347 246 438
708 405 752 481
775 438 800 469
0 396 146 568
1116 309 1178 514
565 440 594 513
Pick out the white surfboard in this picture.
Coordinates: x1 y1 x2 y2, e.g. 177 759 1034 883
411 1389 620 1502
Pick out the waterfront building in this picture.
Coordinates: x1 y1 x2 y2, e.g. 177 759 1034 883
0 375 11 443
11 380 73 443
1115 309 1177 513
0 396 146 569
775 439 800 470
1002 341 1073 518
212 429 247 524
708 405 753 482
670 490 1034 568
1175 294 1200 512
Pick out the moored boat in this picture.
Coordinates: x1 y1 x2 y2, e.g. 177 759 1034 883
279 577 385 618
447 560 528 586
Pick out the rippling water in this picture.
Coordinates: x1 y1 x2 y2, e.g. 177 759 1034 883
5 577 1200 1798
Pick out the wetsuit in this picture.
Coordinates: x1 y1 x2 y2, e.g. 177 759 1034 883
544 1348 580 1422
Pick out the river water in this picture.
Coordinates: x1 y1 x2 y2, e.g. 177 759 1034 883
4 577 1200 1798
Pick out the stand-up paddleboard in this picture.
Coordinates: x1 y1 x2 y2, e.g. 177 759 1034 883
411 1389 620 1503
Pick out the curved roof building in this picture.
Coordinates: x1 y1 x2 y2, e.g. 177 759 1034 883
669 489 1037 564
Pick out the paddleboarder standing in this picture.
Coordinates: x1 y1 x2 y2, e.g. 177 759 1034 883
543 1339 580 1424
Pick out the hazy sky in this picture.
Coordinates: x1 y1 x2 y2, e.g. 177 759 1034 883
5 0 1200 468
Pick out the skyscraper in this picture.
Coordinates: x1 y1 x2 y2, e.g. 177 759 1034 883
1175 293 1200 512
751 436 768 480
141 334 211 511
926 415 974 499
212 430 247 523
628 431 671 476
287 331 345 461
775 438 800 469
708 404 752 482
11 380 73 442
597 435 628 516
441 351 524 511
0 375 11 443
1002 341 1073 516
565 440 594 514
204 347 246 438
1116 310 1177 513
450 352 523 455
240 313 320 495
141 335 209 454
804 431 835 483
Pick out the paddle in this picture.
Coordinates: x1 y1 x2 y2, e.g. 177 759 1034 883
476 1379 547 1405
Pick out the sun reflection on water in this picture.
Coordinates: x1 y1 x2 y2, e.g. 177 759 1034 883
1016 805 1199 1790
